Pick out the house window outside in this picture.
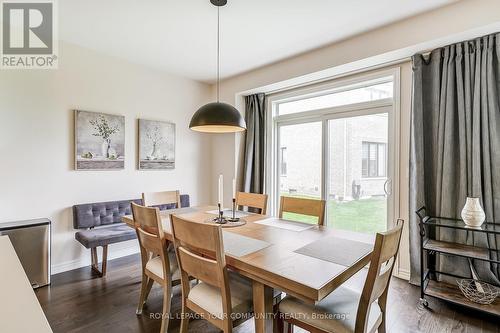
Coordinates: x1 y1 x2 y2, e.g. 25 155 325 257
280 147 287 176
362 142 386 178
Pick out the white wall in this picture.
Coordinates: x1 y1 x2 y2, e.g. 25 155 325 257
210 0 500 279
0 42 212 274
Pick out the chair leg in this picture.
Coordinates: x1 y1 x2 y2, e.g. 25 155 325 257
275 310 284 333
90 245 108 277
179 299 189 333
144 277 154 303
274 309 294 333
378 292 388 333
101 245 108 276
222 319 232 333
377 310 387 333
136 274 149 315
91 247 97 268
160 283 172 333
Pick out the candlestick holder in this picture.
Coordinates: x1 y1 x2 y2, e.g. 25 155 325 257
227 198 240 222
213 203 227 224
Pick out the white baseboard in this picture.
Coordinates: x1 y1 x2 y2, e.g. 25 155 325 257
395 268 410 281
51 244 140 275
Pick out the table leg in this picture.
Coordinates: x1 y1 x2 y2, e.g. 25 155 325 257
253 280 274 333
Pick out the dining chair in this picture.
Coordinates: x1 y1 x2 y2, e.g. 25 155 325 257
142 190 181 262
131 203 181 333
170 214 254 333
279 196 326 226
235 191 268 214
276 219 404 333
142 190 181 208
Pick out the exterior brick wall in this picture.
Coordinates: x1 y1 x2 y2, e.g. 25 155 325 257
280 113 388 201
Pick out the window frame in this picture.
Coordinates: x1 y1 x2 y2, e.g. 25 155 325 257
265 68 400 227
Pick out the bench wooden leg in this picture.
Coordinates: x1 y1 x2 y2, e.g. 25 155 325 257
90 245 108 277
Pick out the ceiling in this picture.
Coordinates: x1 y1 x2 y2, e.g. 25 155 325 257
60 0 456 83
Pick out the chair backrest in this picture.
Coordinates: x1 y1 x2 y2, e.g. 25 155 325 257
170 215 232 321
131 203 171 277
73 199 142 229
235 191 268 214
73 195 190 230
279 196 326 226
142 190 181 208
355 219 404 333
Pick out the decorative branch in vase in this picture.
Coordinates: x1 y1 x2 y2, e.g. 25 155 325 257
146 125 165 160
89 115 119 159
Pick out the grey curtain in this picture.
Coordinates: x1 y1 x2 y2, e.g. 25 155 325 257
410 33 500 285
242 93 266 194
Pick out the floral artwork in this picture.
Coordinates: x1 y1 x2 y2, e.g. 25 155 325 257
138 119 175 170
75 110 125 170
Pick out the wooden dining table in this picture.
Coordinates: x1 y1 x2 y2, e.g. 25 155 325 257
122 205 374 333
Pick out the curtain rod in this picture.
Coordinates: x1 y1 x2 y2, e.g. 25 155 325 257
254 31 499 97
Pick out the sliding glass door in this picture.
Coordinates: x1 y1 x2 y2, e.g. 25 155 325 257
270 73 397 233
327 113 389 233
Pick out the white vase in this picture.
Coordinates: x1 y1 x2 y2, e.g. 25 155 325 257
101 140 110 158
461 197 485 227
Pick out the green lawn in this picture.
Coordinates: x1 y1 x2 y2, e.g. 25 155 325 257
281 195 387 234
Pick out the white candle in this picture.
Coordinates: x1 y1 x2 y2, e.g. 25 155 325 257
218 174 223 208
232 178 236 199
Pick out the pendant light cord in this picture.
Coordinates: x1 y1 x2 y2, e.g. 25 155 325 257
217 6 220 102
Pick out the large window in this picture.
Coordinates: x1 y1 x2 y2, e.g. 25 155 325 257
362 142 386 178
269 73 395 233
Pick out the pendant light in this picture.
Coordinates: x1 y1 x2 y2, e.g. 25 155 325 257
189 0 246 133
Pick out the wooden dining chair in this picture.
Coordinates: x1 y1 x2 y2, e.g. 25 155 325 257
279 196 326 226
142 190 181 258
276 219 404 333
235 191 268 214
142 190 181 208
131 203 181 333
170 214 254 333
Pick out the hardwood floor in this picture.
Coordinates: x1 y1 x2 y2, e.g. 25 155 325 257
35 254 500 333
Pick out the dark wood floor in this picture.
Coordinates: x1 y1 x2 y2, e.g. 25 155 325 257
35 254 500 333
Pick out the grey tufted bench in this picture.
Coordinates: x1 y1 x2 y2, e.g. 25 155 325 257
73 195 190 276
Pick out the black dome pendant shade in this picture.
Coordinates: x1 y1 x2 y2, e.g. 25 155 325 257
190 102 246 133
210 0 227 5
189 0 246 133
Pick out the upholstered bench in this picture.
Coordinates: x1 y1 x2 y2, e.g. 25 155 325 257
73 195 190 276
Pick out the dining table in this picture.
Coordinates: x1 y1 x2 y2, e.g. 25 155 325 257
122 205 374 333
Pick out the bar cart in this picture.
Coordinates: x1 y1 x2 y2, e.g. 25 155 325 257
416 207 500 316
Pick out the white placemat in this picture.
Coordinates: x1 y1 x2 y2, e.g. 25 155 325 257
206 209 249 218
222 231 271 257
161 206 197 216
294 237 373 266
255 217 315 232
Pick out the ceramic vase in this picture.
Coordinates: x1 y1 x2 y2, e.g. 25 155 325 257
461 197 485 227
150 142 159 160
101 140 110 158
